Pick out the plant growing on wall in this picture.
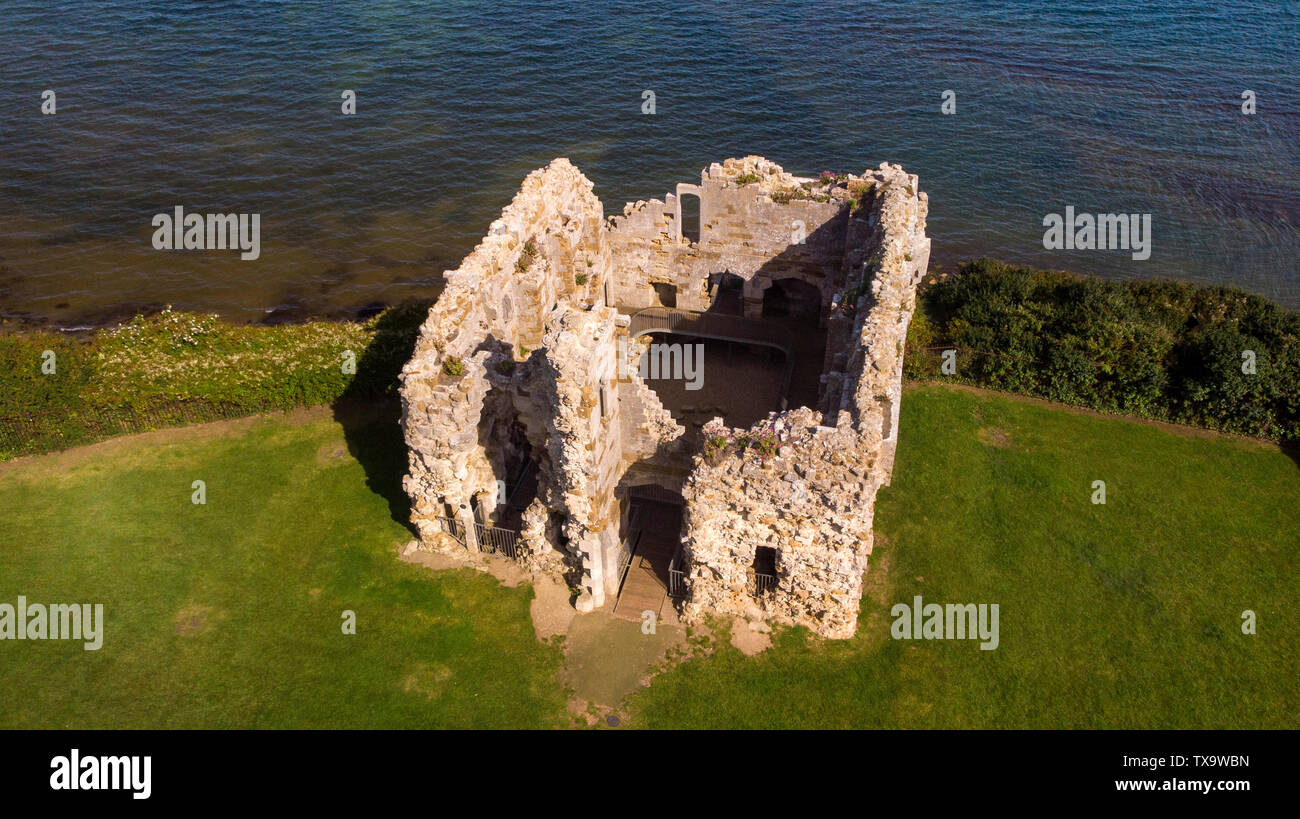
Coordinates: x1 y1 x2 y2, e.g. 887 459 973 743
701 420 733 465
848 181 876 213
516 240 539 273
740 421 780 464
442 356 464 377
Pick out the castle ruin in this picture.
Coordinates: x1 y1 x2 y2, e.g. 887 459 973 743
399 156 929 639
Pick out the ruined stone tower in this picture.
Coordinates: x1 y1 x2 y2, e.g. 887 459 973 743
399 156 930 638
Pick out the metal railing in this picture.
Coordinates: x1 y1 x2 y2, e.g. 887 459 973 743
668 555 687 599
474 522 522 561
753 572 778 597
629 307 795 353
628 307 797 408
436 516 466 544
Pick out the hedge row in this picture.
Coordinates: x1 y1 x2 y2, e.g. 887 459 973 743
904 259 1300 444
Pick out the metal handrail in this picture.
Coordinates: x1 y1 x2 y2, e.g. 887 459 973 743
629 307 795 353
507 456 533 501
629 307 798 408
668 555 687 599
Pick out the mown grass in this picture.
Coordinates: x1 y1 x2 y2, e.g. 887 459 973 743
629 385 1298 728
0 386 1294 728
0 412 568 729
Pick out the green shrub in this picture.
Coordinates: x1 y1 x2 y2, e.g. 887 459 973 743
907 259 1300 442
516 240 539 273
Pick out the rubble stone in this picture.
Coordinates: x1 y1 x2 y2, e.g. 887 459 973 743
400 156 930 638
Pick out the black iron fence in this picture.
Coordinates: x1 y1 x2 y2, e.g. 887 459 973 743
474 522 522 560
753 572 778 596
436 516 465 544
668 555 687 599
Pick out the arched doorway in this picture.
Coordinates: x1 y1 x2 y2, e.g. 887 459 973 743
762 278 823 325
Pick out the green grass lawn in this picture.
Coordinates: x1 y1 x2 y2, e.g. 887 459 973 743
0 386 1295 728
631 385 1299 728
0 409 568 728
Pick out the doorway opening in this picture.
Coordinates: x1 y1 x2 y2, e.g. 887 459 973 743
762 278 822 325
650 282 678 308
679 192 701 244
613 485 684 620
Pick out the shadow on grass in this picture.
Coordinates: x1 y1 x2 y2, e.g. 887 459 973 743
1283 443 1300 475
332 300 434 538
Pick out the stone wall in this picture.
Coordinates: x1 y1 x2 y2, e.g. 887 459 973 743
606 156 847 317
401 155 929 640
679 163 930 638
399 159 681 608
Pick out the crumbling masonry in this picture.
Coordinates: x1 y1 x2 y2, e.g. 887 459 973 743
399 156 930 638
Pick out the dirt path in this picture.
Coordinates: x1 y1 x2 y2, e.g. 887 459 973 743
399 540 706 727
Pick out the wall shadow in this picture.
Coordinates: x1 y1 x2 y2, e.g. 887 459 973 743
332 299 434 537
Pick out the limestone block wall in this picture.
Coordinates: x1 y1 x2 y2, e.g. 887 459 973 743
838 165 932 480
680 163 930 639
401 159 604 547
401 154 928 638
399 158 680 606
530 305 625 609
681 408 878 638
606 156 847 316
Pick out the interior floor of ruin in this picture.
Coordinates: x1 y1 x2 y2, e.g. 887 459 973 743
638 316 826 440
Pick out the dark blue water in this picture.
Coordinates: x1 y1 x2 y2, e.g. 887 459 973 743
1 0 1297 324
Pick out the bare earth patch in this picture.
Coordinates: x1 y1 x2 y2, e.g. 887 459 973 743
729 617 772 655
558 613 686 713
398 539 527 588
529 574 576 642
173 604 218 637
314 441 349 464
401 539 714 723
401 663 453 700
976 427 1012 448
